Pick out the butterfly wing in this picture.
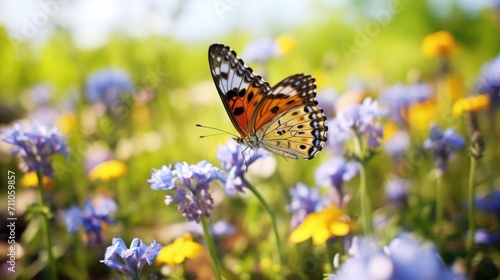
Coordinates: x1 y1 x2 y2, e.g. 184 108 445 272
253 74 328 159
208 44 271 138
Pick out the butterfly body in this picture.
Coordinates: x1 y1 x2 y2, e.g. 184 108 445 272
209 43 327 159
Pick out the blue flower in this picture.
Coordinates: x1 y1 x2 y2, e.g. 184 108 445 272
64 196 117 246
315 157 359 194
148 161 224 222
477 54 500 101
216 140 269 194
287 182 327 228
241 38 280 63
2 122 68 177
473 228 500 245
328 97 387 150
85 68 133 108
331 233 458 280
100 237 162 278
475 190 500 213
380 83 432 124
424 124 464 172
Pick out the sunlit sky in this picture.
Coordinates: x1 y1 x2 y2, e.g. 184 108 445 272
0 0 493 49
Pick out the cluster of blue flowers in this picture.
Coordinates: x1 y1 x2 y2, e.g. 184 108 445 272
424 124 465 172
64 196 117 246
85 68 134 109
2 122 68 177
478 54 500 101
380 83 433 125
100 237 162 278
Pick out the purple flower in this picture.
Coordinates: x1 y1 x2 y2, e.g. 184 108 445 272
100 237 162 277
383 129 410 157
241 38 280 63
2 122 68 177
380 83 432 125
85 68 133 108
424 124 464 172
315 157 359 195
64 196 117 246
477 54 500 101
473 229 500 245
287 182 327 228
216 140 269 194
328 97 387 150
331 233 457 280
148 161 224 222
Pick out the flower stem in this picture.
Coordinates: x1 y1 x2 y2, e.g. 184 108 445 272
353 135 373 235
242 176 285 279
466 156 477 269
36 170 57 279
200 216 222 280
435 170 444 249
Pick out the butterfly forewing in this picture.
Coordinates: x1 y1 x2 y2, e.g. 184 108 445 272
208 43 328 159
208 44 270 137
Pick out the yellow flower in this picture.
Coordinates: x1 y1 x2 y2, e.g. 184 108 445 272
383 122 399 141
88 160 128 182
57 112 77 135
21 172 54 188
156 233 204 267
290 206 353 245
453 95 490 117
407 99 438 132
275 34 297 55
421 31 459 57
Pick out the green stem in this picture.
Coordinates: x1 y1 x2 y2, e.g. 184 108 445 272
353 135 373 235
242 176 285 279
436 170 444 249
200 216 222 280
466 157 477 269
36 170 57 279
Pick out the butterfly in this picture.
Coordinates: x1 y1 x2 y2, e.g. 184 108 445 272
208 43 328 159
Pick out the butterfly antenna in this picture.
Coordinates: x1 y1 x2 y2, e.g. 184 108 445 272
238 143 250 171
196 124 239 138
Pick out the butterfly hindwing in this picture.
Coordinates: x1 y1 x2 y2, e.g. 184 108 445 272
208 44 270 137
256 105 328 159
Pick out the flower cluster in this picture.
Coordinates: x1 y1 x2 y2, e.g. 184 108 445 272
330 234 463 280
315 157 359 193
380 83 433 125
2 122 68 177
216 140 268 194
100 237 162 278
85 68 133 109
424 124 465 172
477 54 500 102
64 195 117 246
148 161 224 222
328 97 387 151
288 183 327 228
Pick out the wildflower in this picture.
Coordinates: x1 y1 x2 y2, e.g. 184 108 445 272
453 94 490 117
331 234 451 280
156 233 204 267
424 124 464 172
2 122 68 177
216 140 268 194
380 83 433 125
407 99 438 132
473 229 500 245
289 205 353 245
315 157 359 192
328 97 387 150
383 124 410 157
88 160 128 182
148 161 223 222
421 30 459 57
85 145 115 173
64 195 117 246
385 178 409 205
85 68 133 109
241 35 296 63
477 54 500 101
287 183 327 228
475 191 500 213
20 171 54 188
100 237 162 277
